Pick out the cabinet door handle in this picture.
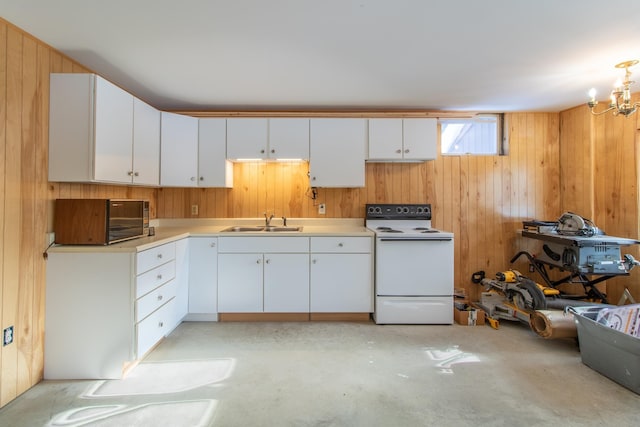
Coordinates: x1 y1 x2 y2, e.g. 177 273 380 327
270 149 275 154
395 149 402 154
157 253 163 259
338 243 344 247
210 242 216 247
404 149 410 153
200 176 204 181
260 149 265 154
256 259 261 264
190 177 196 181
312 176 316 181
157 294 163 301
312 259 317 264
134 172 139 177
265 259 270 264
128 171 134 176
158 321 164 328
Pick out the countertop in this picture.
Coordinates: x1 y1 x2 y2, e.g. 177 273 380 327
49 218 374 253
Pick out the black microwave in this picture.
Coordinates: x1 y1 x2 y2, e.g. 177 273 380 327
54 199 149 245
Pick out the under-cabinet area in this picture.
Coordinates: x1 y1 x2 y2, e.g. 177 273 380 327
44 222 373 379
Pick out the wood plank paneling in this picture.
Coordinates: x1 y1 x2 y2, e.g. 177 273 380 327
0 18 157 407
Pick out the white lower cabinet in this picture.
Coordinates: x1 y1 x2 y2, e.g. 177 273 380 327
188 237 219 318
217 237 310 313
310 237 373 312
45 240 182 379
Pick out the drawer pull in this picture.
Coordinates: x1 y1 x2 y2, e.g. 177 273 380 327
157 274 163 280
265 259 270 264
157 253 163 259
157 295 163 301
158 321 164 328
338 243 344 247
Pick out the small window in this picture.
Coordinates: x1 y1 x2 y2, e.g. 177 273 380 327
440 114 504 155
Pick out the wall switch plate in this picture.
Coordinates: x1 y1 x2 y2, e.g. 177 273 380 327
3 326 14 346
318 203 326 215
191 204 199 215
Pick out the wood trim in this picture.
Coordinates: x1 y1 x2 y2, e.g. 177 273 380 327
178 110 478 119
309 313 372 322
218 313 310 322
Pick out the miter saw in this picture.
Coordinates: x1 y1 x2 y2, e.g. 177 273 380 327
471 270 560 329
555 212 602 237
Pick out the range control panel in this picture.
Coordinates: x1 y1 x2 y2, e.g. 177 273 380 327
366 204 431 220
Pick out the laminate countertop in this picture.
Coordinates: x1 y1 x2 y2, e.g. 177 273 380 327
48 218 374 253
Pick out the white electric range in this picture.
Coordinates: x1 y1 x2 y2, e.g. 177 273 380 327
366 204 454 324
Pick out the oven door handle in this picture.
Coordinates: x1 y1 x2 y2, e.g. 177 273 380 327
379 238 453 242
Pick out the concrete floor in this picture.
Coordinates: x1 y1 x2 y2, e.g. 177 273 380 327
1 320 638 426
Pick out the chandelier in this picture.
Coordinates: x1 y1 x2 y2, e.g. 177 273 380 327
588 60 640 117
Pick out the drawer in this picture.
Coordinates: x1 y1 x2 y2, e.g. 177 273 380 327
136 279 177 322
218 236 309 253
310 237 371 253
137 242 176 274
136 260 175 298
136 298 175 358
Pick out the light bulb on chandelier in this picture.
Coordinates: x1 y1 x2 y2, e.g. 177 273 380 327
587 60 640 117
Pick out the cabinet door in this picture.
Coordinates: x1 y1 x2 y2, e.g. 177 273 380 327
403 118 437 160
268 118 309 159
132 98 160 185
218 253 263 312
309 118 366 187
189 237 218 314
264 253 310 312
368 118 403 160
93 76 135 183
226 118 268 159
198 118 233 187
160 112 199 186
310 253 372 312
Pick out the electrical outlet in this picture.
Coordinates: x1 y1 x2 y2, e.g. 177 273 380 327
318 203 326 215
3 326 14 346
191 204 199 215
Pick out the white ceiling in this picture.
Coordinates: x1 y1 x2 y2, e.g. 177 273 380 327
3 0 640 113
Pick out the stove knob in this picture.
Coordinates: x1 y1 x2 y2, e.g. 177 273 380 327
396 207 402 213
402 207 409 214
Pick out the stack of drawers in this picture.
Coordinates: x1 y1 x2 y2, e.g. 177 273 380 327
135 242 177 357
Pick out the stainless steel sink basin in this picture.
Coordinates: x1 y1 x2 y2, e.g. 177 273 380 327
221 226 266 232
221 225 303 232
264 226 303 232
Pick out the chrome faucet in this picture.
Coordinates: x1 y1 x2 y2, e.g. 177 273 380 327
264 212 274 226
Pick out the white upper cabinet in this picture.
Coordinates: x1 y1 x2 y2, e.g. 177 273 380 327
268 118 309 160
227 118 309 160
309 118 366 187
49 73 162 185
160 112 199 187
198 118 233 188
226 118 268 160
368 118 437 161
132 98 161 185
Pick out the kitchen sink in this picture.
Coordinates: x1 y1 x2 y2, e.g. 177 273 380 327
264 226 303 232
221 226 303 233
222 226 266 232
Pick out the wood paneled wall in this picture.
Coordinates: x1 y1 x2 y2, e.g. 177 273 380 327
0 19 156 407
158 113 562 302
559 96 640 302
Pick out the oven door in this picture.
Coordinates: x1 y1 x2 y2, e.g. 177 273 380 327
376 237 453 296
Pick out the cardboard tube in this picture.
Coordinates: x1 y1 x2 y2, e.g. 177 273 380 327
530 310 577 339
